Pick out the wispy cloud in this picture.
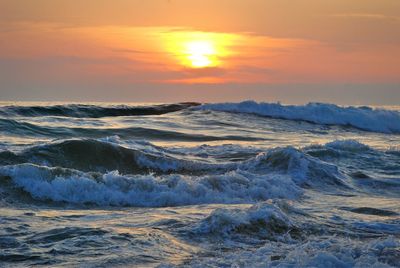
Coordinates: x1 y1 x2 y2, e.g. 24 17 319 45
330 13 400 22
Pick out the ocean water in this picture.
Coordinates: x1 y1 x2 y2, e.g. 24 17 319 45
1 101 400 267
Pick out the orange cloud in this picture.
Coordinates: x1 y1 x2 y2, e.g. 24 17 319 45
0 21 399 86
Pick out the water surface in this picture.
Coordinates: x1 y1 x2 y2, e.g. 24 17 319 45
1 101 400 267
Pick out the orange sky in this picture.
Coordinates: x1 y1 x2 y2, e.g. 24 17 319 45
0 0 399 104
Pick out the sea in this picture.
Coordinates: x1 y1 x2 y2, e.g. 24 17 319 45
0 100 400 267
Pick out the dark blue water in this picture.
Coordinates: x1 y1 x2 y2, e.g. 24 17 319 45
1 101 399 267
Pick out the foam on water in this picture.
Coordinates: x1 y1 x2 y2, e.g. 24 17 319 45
0 140 368 207
171 202 400 267
0 164 302 206
182 236 400 268
199 101 400 134
1 102 399 267
240 147 349 190
194 202 297 239
4 139 398 207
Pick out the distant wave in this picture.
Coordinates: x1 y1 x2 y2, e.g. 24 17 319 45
198 101 400 134
0 119 260 142
0 102 200 118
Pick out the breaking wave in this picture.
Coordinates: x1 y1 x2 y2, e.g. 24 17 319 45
185 235 400 267
1 138 398 207
0 139 234 174
0 140 364 207
194 202 301 240
199 101 400 134
0 164 302 207
1 101 399 267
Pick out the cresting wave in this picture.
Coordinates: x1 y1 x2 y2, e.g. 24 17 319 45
0 102 200 118
0 164 302 206
1 138 352 178
186 232 400 267
0 139 235 174
0 139 379 207
194 202 301 240
198 101 400 134
1 101 399 268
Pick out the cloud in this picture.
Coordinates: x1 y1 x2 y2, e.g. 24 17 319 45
330 13 400 22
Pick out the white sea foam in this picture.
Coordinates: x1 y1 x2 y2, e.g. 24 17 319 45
183 236 399 268
180 202 400 267
99 137 348 187
194 202 294 237
199 101 400 134
239 147 347 189
0 164 301 206
1 101 399 267
0 139 356 206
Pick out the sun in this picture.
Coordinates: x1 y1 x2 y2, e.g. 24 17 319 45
184 40 216 68
163 31 235 69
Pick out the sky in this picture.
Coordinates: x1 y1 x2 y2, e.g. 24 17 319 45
0 0 399 104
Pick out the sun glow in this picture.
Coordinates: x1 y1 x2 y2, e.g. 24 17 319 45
163 31 237 69
184 40 216 68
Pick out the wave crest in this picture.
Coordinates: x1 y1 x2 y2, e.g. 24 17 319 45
0 139 232 174
3 139 390 207
0 164 302 207
241 147 348 189
199 101 400 134
194 202 301 240
1 102 200 118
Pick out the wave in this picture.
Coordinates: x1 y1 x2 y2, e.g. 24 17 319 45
185 234 400 267
0 102 200 118
0 164 302 207
0 139 231 174
27 227 108 244
194 202 301 240
324 139 371 152
239 146 349 189
0 141 356 207
198 101 400 134
0 119 261 142
304 139 372 158
1 138 348 183
1 139 397 206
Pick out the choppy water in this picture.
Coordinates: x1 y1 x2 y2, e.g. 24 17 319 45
1 101 400 267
